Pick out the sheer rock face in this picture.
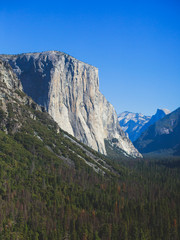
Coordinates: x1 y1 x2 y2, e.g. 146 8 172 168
1 51 141 157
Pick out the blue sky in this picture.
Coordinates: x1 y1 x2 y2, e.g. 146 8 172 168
0 0 179 115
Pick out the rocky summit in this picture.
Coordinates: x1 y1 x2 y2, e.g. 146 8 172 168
118 109 170 142
134 108 180 156
0 51 141 157
118 111 151 142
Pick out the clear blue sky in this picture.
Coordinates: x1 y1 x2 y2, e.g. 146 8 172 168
0 0 179 115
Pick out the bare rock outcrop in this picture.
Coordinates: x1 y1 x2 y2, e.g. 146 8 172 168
1 51 141 157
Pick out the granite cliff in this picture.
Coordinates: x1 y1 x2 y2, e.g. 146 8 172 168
0 58 124 175
0 51 141 157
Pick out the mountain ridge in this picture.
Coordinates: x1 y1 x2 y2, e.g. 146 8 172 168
0 51 141 158
0 50 97 68
118 108 170 142
134 107 180 156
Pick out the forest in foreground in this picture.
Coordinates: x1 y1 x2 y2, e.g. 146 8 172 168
0 123 179 240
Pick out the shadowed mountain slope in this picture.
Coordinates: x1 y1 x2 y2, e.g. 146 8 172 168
134 107 180 156
118 109 170 142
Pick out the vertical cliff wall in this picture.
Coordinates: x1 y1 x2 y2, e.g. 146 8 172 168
1 51 141 157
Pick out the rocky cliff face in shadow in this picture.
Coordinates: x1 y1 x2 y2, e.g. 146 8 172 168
0 59 44 134
1 51 141 157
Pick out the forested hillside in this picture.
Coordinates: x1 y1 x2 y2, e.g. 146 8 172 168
0 126 180 239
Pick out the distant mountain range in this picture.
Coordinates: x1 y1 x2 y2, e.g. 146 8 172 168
118 109 170 142
134 107 180 156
